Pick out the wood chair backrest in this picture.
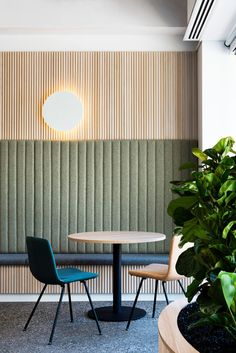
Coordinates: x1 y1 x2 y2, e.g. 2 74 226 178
166 235 192 280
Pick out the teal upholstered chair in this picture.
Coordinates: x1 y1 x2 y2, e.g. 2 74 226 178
24 236 101 344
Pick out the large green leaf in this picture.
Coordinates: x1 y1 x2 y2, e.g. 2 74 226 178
197 288 222 315
220 156 235 168
208 278 225 306
219 180 236 195
204 172 220 186
179 162 197 170
213 136 235 155
204 148 218 160
171 181 198 196
224 255 236 268
192 147 208 161
218 191 236 206
196 247 217 269
209 243 230 255
218 271 236 316
176 247 201 277
167 195 197 217
182 218 210 242
172 207 193 226
185 278 203 302
222 221 236 239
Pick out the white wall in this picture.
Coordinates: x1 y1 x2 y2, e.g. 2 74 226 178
198 41 236 149
0 33 195 51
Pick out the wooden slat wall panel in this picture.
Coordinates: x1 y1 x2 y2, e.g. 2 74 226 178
0 52 197 141
0 265 192 295
0 52 198 295
0 140 197 254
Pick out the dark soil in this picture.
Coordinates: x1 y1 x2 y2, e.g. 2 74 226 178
177 302 235 353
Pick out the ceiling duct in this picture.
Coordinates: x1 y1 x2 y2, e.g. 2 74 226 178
224 25 236 54
184 0 216 41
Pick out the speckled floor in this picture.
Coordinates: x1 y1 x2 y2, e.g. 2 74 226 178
0 301 166 353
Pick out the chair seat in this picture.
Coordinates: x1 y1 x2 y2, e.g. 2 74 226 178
57 268 98 283
129 263 183 281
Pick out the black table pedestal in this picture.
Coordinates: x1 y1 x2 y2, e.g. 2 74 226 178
88 306 146 322
88 244 146 322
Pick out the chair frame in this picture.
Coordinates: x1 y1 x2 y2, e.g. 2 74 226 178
23 237 101 344
126 235 189 331
126 278 185 330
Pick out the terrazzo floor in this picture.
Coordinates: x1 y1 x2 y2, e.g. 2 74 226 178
0 301 166 353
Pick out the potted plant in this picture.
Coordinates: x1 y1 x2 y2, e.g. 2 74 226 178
167 136 236 352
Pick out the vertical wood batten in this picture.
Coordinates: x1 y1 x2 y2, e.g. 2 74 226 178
0 52 197 141
0 265 192 295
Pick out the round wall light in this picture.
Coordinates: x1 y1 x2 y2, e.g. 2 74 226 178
42 91 83 132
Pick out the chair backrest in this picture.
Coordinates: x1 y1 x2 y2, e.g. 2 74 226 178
167 235 192 280
26 237 62 285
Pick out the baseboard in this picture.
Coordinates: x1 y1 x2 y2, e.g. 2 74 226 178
0 293 184 302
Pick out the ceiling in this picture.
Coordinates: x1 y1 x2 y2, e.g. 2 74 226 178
0 0 187 34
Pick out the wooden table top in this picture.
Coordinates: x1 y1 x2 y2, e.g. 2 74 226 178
68 231 166 244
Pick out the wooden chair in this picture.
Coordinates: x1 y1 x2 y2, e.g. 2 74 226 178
126 235 189 330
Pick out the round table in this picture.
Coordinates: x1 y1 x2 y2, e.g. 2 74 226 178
68 231 166 322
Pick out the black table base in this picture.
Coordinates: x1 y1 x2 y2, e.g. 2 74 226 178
88 306 146 322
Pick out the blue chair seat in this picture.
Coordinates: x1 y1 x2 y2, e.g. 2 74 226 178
57 268 98 283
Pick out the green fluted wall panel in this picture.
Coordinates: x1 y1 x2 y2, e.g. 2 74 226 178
0 140 197 254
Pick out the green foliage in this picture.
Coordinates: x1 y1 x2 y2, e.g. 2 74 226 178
168 136 236 340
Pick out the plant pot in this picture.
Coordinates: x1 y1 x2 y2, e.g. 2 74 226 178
158 300 199 353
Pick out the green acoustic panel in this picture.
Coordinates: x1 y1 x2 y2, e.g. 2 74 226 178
0 140 197 254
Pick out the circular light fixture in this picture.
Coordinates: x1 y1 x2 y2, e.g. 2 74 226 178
42 91 83 132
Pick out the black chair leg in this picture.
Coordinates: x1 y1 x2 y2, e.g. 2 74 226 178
178 280 186 295
162 281 169 305
48 285 65 345
152 280 158 318
67 283 74 322
82 281 102 335
23 284 47 331
126 278 145 331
